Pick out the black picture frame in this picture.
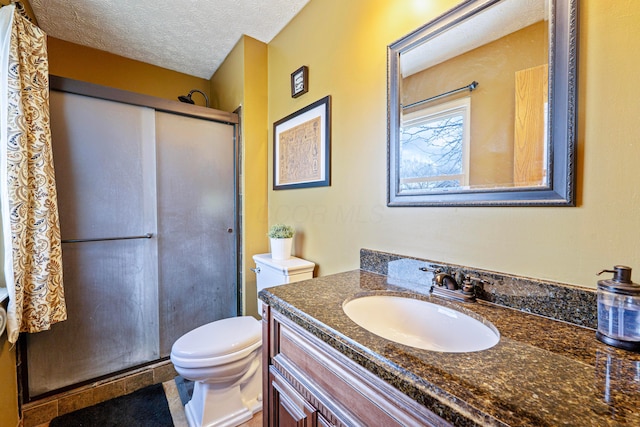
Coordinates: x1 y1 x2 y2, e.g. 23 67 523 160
273 96 331 190
290 65 309 98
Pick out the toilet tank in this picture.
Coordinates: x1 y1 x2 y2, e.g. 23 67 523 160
252 253 314 315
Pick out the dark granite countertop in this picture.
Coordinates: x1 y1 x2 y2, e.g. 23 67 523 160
259 270 640 427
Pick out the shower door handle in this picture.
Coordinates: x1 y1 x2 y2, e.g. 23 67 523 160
61 233 154 244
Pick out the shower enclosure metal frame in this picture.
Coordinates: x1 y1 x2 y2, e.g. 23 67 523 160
19 76 242 401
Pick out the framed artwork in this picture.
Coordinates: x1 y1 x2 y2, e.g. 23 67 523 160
273 96 331 190
290 66 308 98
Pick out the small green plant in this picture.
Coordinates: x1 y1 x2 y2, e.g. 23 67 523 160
267 224 295 239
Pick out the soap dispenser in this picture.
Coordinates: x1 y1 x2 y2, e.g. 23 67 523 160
596 266 640 352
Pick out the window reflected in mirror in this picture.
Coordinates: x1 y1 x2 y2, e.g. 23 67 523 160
400 97 470 192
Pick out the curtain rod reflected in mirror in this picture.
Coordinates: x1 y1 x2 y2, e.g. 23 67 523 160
402 81 478 110
387 0 578 207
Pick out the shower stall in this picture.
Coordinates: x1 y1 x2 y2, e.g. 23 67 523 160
23 77 239 399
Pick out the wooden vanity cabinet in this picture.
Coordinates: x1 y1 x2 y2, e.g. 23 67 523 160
262 304 451 427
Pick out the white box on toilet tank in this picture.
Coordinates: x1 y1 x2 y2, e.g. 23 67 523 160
253 253 314 315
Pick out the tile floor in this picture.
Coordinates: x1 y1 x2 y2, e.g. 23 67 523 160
23 360 262 427
23 361 176 427
33 378 262 427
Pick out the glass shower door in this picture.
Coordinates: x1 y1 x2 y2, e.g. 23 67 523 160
25 88 238 398
155 111 238 355
26 91 159 396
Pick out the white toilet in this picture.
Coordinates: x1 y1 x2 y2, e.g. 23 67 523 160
170 253 315 427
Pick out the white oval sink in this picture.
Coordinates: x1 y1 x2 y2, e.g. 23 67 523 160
343 295 499 353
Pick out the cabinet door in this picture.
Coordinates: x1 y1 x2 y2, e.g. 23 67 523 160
269 369 317 427
268 310 452 427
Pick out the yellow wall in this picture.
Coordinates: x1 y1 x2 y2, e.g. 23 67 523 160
47 37 211 103
211 36 269 317
267 0 640 289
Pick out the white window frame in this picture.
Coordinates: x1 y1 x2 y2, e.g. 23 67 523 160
400 96 471 191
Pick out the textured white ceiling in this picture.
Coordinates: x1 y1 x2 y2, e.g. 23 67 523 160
30 0 310 79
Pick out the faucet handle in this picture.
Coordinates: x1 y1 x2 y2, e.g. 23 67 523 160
461 275 489 295
461 275 474 295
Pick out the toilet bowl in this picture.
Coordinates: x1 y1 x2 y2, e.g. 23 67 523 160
170 316 262 427
171 254 315 427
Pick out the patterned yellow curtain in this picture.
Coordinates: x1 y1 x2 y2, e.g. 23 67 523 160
0 3 65 344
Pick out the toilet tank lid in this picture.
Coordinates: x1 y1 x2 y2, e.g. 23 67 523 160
252 253 315 275
171 316 261 359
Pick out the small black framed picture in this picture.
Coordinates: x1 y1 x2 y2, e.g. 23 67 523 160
290 66 308 98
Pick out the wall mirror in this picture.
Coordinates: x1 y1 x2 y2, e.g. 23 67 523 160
388 0 577 206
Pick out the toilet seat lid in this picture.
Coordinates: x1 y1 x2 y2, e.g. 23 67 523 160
172 316 261 359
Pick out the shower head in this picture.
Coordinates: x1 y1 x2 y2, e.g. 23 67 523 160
177 89 210 108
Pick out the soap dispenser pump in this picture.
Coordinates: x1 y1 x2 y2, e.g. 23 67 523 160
596 265 640 352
